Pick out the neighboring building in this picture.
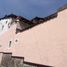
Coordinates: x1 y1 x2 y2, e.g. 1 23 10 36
0 14 18 36
0 5 67 67
31 17 45 24
31 13 57 24
0 16 12 35
0 14 34 35
15 16 34 33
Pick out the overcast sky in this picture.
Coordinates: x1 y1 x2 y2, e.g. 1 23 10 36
0 0 67 19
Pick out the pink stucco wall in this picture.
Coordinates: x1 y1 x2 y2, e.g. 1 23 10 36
0 24 16 52
0 9 67 67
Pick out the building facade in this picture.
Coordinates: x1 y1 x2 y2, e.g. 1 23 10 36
0 6 67 67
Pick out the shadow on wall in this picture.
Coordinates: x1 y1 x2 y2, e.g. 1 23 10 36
24 61 53 67
16 12 58 34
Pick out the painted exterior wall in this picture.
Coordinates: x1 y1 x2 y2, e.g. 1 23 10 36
0 24 16 52
0 9 67 67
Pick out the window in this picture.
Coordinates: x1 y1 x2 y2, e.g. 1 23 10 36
9 41 12 47
2 25 4 30
6 21 8 24
8 23 10 28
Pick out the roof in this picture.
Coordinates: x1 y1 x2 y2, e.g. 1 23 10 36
0 14 33 24
16 16 33 25
0 4 67 25
31 4 67 23
0 14 17 20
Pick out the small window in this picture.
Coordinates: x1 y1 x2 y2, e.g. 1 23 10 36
15 39 18 42
8 23 10 28
2 25 4 30
6 21 8 24
0 45 2 47
9 41 12 47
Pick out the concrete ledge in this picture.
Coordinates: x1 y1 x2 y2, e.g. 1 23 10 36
0 52 12 54
24 61 53 67
3 52 12 54
11 56 24 59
